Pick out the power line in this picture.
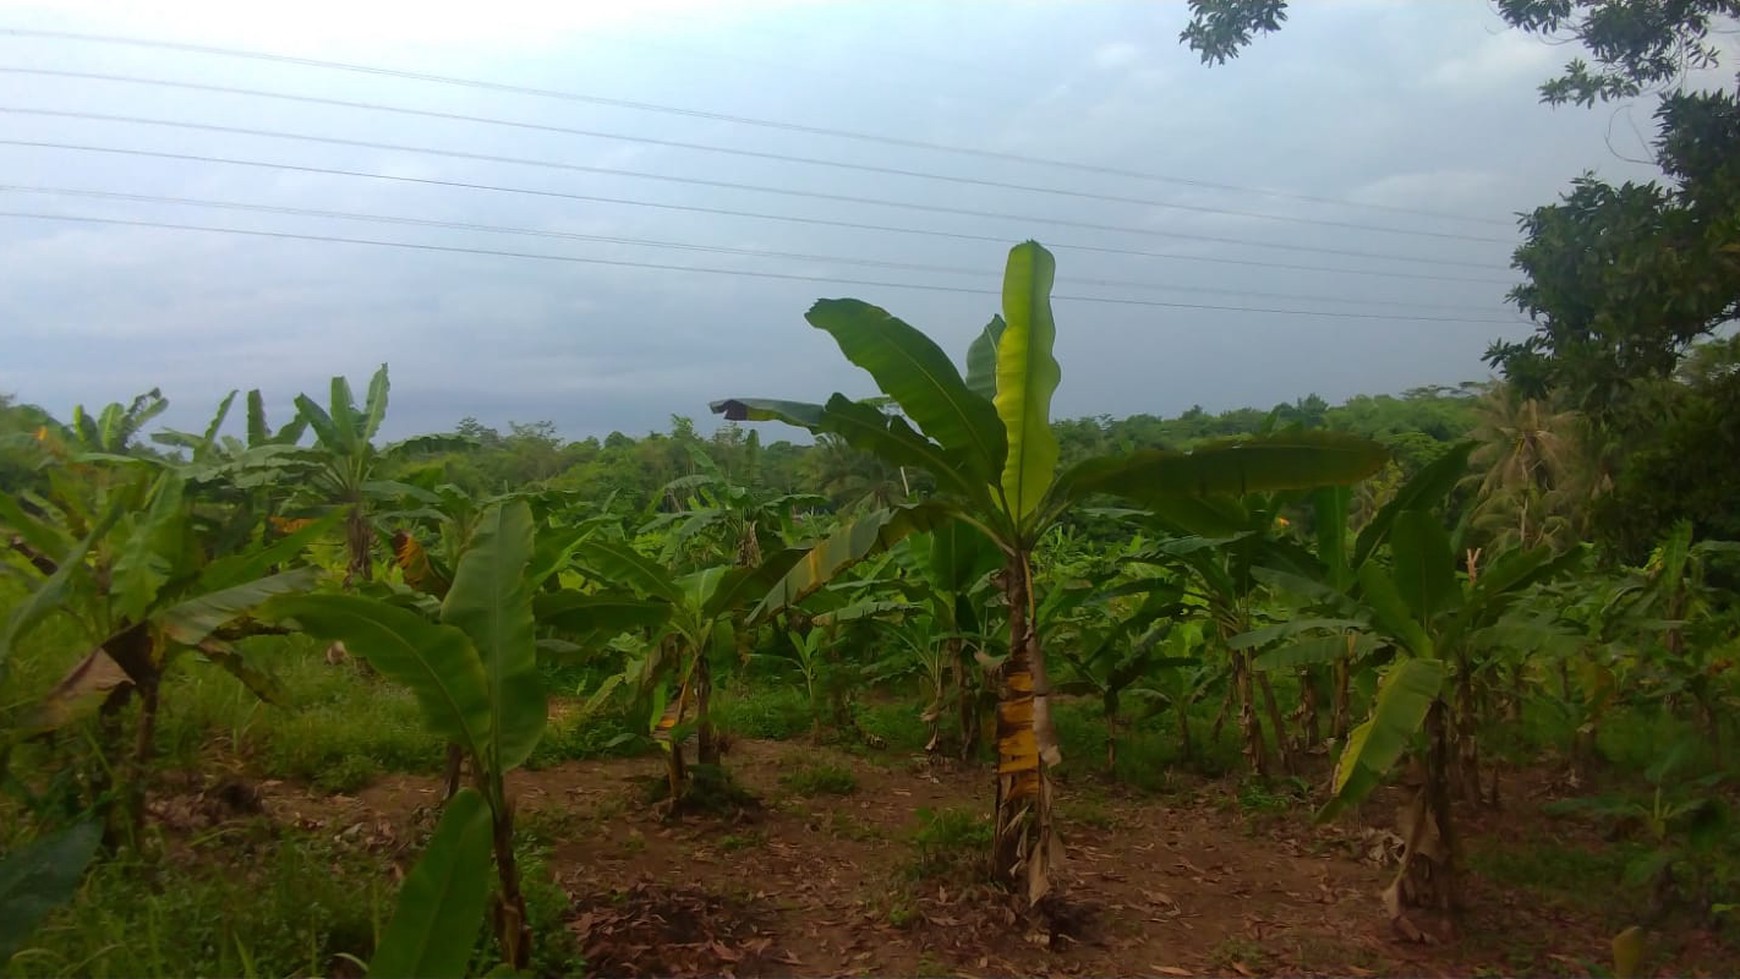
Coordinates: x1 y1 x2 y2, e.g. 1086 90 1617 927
0 67 1517 247
0 210 1523 324
0 138 1519 287
0 106 1511 272
0 26 1515 228
0 183 1506 314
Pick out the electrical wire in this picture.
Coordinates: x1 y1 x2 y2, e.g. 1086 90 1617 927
0 106 1512 271
0 67 1516 246
0 183 1506 313
0 210 1523 324
0 138 1519 286
0 26 1515 227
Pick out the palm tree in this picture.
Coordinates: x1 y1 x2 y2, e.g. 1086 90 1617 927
712 241 1386 905
1464 383 1598 552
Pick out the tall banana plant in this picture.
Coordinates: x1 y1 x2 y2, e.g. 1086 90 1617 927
712 240 1388 904
269 500 550 975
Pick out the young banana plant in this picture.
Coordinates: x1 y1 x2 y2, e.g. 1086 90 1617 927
712 239 1389 906
270 500 551 975
539 538 802 806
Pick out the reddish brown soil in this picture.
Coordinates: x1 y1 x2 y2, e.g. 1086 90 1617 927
241 741 1734 978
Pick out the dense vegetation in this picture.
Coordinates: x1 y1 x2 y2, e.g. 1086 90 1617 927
2 241 1737 977
2 3 1737 974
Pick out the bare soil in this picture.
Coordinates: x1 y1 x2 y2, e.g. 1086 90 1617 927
237 740 1734 978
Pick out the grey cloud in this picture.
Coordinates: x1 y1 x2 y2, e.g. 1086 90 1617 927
0 1 1666 440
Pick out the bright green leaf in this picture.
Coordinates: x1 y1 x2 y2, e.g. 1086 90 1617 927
442 501 542 772
994 241 1062 523
1318 658 1445 822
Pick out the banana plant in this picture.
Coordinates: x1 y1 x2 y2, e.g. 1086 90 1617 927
1130 490 1320 775
541 539 801 805
151 389 312 566
889 518 1004 757
1052 586 1195 771
1126 621 1216 764
269 500 551 974
1236 442 1479 753
712 239 1388 904
287 364 469 584
1313 509 1584 932
642 443 824 568
2 414 328 844
64 389 167 456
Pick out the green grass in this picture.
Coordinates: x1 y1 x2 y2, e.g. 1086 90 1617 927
907 805 992 882
710 682 813 741
525 704 647 769
5 823 390 979
778 760 858 797
1466 835 1642 916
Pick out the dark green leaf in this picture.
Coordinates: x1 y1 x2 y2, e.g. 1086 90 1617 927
368 788 494 979
806 298 1006 484
0 820 102 961
268 595 489 758
1352 441 1473 568
1388 509 1459 623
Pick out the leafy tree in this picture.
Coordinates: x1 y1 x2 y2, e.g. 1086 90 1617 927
1180 0 1740 563
713 240 1386 904
1463 383 1599 552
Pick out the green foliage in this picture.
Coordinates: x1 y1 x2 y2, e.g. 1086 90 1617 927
0 821 100 961
908 806 993 882
369 789 493 979
778 761 858 797
5 829 390 979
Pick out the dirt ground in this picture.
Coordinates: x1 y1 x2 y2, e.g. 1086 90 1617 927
244 740 1733 978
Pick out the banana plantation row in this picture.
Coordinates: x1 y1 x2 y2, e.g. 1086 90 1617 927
2 243 1735 975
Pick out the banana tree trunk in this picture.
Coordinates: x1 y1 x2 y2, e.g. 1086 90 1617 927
1454 655 1484 804
664 741 687 802
490 803 533 972
1233 649 1268 776
129 675 160 841
1332 651 1351 743
103 624 158 844
1103 692 1120 772
958 641 982 761
1176 701 1195 762
1386 698 1460 934
696 655 718 767
344 502 372 586
1257 671 1294 774
992 555 1058 905
1296 667 1321 752
443 743 465 801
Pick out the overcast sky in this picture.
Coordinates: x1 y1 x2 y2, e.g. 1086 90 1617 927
0 0 1696 441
